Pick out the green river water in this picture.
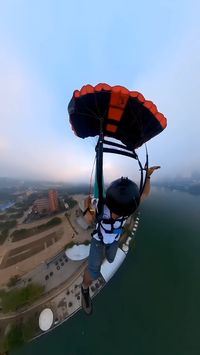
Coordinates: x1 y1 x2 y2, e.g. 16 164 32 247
14 187 200 355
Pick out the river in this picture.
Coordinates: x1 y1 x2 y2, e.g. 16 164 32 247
13 187 200 355
0 201 15 212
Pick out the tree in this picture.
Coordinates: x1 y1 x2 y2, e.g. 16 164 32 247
1 283 45 312
3 324 24 351
22 315 39 341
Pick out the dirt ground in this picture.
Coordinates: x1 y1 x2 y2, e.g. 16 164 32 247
0 195 91 286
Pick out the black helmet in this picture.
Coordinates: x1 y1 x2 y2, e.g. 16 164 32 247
105 177 140 216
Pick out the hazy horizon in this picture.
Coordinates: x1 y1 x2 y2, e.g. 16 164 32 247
1 1 200 183
0 171 200 186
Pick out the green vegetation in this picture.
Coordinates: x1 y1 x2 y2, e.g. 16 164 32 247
46 217 62 226
0 229 9 245
64 196 77 209
21 315 39 342
6 207 17 213
11 217 62 241
0 219 17 245
65 240 76 249
2 315 39 352
3 324 24 351
0 283 45 312
0 220 17 231
9 211 24 219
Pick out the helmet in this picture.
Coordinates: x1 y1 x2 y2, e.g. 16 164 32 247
105 177 140 216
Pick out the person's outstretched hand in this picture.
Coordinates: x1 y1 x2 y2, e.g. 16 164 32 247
147 166 161 177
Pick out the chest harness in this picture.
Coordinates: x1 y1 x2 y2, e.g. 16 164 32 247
92 208 128 243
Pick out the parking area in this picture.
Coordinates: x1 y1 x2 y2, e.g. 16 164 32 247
19 250 85 293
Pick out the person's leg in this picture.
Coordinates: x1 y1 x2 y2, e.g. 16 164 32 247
84 238 104 284
81 238 104 314
105 240 118 263
82 269 93 289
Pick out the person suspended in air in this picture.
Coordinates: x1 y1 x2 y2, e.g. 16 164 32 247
68 83 167 315
81 166 160 314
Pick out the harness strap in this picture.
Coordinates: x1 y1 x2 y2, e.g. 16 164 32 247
92 209 127 242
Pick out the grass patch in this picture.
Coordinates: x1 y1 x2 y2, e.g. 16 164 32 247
2 313 40 352
11 217 62 241
3 323 24 351
0 283 45 313
0 219 17 245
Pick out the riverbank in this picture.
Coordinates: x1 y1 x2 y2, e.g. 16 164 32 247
0 202 15 212
12 188 200 355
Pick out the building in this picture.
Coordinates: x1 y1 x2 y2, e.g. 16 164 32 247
48 190 59 212
32 190 59 214
33 198 49 214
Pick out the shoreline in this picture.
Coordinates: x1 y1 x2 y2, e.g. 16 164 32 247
0 195 139 350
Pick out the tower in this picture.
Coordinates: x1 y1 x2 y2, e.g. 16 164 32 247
48 190 59 212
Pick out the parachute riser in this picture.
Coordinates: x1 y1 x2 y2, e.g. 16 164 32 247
102 139 149 196
138 144 149 196
103 147 137 159
95 133 149 216
95 119 104 219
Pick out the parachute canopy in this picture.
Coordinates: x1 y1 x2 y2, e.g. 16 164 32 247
68 83 167 149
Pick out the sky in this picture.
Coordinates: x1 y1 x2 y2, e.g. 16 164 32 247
0 0 199 184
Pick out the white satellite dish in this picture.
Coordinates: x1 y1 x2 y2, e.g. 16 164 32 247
39 308 54 331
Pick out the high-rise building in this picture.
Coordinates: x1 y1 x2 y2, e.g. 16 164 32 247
32 189 59 214
48 190 59 212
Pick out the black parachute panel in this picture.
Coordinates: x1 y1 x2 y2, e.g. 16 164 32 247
68 83 167 150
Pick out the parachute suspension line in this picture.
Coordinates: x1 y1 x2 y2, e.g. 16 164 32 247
138 144 149 196
78 94 100 120
144 143 149 172
143 143 149 191
137 155 144 194
95 117 104 220
88 156 96 196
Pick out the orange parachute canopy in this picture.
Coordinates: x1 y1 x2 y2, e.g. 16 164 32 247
68 83 167 149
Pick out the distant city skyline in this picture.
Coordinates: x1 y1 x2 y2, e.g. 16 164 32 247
0 1 200 183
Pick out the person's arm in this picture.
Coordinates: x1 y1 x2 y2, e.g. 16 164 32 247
83 196 97 225
140 166 160 202
83 196 92 216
